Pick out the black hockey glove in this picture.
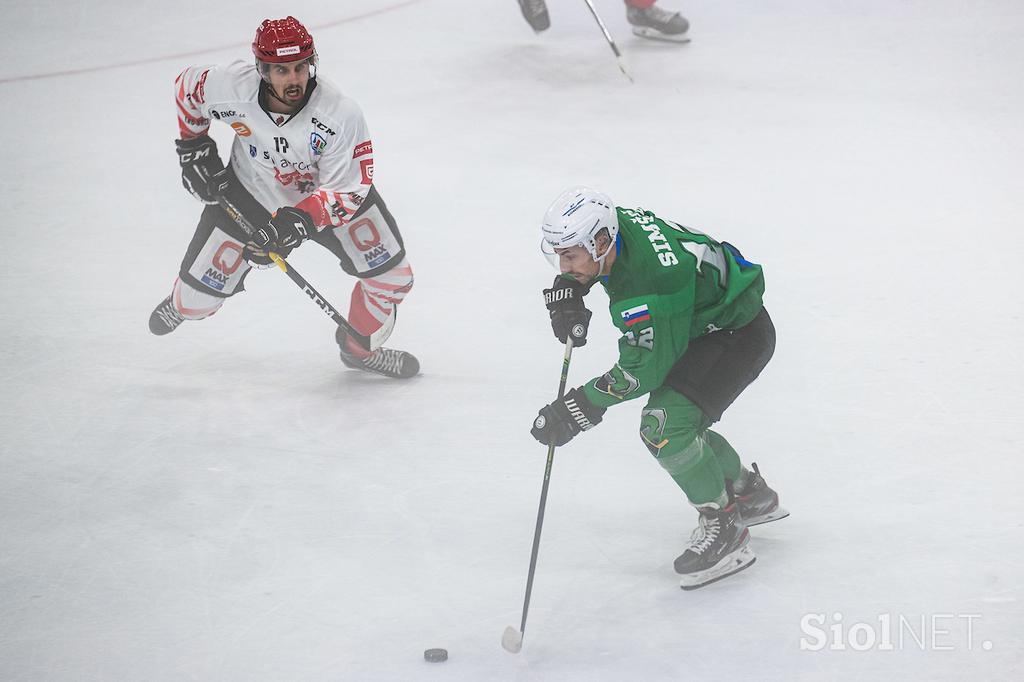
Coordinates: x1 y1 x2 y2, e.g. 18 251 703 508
243 240 286 267
176 136 228 204
253 207 315 254
543 275 593 347
530 387 607 447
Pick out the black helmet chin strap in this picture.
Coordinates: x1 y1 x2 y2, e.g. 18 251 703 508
265 81 294 108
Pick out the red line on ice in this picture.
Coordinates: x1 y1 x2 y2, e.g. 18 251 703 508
0 0 424 85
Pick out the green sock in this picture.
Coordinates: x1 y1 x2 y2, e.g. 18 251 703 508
654 432 729 506
705 429 742 484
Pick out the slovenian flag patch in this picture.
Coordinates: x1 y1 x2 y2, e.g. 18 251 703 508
621 304 652 327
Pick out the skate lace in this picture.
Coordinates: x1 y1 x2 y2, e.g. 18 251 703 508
364 348 404 375
156 302 185 329
688 514 721 555
643 5 676 22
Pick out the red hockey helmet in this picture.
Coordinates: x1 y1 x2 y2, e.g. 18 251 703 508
252 16 315 64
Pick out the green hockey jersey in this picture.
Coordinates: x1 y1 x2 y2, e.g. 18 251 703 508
581 206 766 409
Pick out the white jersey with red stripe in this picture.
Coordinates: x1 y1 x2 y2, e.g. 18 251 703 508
175 59 373 229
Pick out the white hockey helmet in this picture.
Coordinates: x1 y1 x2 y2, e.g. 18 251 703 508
540 186 619 266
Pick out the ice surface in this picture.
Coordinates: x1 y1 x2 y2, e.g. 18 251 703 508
1 1 1022 680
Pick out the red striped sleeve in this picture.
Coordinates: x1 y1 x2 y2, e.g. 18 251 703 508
174 67 211 138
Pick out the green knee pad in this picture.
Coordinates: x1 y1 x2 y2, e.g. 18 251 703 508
639 388 728 506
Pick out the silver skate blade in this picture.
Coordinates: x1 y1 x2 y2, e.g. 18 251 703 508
631 26 691 44
743 507 790 527
501 626 523 654
679 547 756 591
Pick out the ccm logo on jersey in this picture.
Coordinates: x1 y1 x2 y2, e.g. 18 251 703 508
311 117 336 136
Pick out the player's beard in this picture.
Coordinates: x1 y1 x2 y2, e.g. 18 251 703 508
281 83 304 103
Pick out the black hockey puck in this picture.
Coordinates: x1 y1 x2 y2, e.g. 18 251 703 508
423 648 448 662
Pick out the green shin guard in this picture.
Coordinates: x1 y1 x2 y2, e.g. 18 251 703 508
640 388 729 506
705 429 742 485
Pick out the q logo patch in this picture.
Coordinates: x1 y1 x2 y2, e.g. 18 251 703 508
347 218 381 251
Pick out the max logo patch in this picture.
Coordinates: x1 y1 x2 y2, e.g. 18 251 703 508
347 218 381 251
213 241 244 274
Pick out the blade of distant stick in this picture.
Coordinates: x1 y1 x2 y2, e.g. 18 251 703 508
616 60 633 83
502 626 524 654
581 0 634 82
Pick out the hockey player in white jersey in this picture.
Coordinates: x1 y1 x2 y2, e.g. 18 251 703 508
149 16 418 379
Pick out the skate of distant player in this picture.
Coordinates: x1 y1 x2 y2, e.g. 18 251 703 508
530 187 787 590
150 16 418 379
516 0 689 41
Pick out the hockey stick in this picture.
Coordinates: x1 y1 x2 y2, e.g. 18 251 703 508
502 336 576 654
214 193 373 351
581 0 633 82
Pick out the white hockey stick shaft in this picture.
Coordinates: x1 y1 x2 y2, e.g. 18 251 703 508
581 0 633 82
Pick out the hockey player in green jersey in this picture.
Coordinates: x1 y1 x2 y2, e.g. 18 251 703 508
530 187 787 590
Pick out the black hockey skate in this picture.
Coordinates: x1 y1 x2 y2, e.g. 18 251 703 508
626 4 690 42
735 462 789 527
675 501 755 590
149 295 186 336
517 0 550 32
336 328 420 379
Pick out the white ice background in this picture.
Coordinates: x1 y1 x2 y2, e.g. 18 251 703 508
1 0 1022 680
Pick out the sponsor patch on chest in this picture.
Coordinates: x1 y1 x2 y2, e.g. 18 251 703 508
310 132 327 155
